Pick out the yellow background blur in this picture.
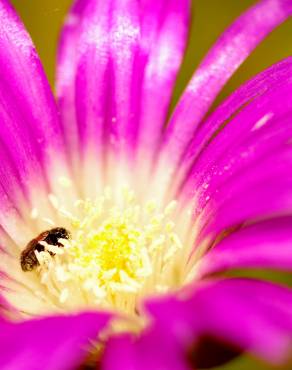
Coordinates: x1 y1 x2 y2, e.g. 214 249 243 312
10 1 292 369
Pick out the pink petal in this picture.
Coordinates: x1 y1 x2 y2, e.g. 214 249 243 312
179 57 292 194
56 0 90 168
0 0 73 238
136 0 190 163
57 0 140 159
103 335 137 370
57 0 190 189
200 147 292 237
199 217 292 276
0 312 109 370
57 0 141 194
56 0 111 190
146 278 292 364
180 74 292 211
103 331 190 370
156 0 292 190
0 0 66 170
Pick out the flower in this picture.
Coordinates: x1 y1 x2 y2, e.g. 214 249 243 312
0 0 291 368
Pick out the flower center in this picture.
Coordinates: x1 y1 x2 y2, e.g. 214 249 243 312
33 188 186 317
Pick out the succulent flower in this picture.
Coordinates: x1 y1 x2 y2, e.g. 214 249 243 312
0 0 291 369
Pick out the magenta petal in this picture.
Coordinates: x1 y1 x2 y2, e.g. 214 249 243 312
57 0 141 159
58 0 190 176
136 0 190 161
0 0 75 234
57 0 111 178
108 0 141 155
136 328 189 370
146 278 292 364
103 335 137 370
200 148 292 237
103 331 190 370
56 0 87 157
191 279 292 363
180 78 292 217
179 57 292 190
0 312 109 370
0 0 65 170
199 217 292 276
185 80 292 190
158 0 292 174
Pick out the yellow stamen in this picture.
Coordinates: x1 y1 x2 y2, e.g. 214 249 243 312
35 187 187 316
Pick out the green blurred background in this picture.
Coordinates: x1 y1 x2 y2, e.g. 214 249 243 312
10 1 292 369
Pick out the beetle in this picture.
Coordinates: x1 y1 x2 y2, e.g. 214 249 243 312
20 227 70 272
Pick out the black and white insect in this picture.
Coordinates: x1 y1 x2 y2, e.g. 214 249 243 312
20 227 70 272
